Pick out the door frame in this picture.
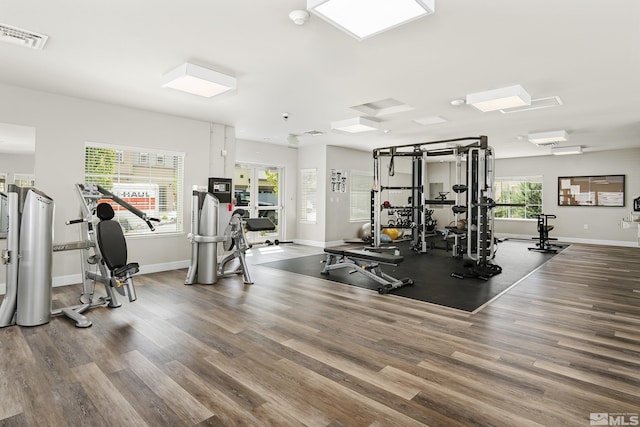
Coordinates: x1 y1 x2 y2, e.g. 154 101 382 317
234 163 284 244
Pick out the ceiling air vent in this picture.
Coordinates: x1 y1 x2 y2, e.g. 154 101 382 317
0 23 49 50
303 130 324 136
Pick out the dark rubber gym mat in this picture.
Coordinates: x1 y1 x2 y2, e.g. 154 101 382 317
258 239 564 312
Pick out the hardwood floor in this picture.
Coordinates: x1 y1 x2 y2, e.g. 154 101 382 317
1 243 639 426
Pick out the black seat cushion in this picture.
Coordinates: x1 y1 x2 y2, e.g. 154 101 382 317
113 262 139 277
96 220 127 270
245 217 276 231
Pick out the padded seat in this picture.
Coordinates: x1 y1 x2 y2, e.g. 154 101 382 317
245 217 276 232
95 203 139 278
324 248 403 264
321 247 412 294
342 249 403 264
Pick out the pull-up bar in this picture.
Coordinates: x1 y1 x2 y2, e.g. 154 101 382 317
374 135 488 157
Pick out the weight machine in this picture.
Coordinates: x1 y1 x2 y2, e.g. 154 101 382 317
528 214 559 253
52 183 158 327
185 187 276 286
372 136 504 279
0 185 54 327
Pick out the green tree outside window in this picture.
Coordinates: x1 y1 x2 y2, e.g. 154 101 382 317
494 178 543 219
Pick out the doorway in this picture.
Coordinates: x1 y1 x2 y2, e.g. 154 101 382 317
234 164 283 244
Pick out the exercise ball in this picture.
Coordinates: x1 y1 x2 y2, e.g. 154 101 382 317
358 222 372 240
382 228 399 240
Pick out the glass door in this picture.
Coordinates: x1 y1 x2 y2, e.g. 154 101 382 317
234 164 282 244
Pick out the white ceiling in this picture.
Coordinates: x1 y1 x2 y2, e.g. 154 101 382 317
1 0 639 158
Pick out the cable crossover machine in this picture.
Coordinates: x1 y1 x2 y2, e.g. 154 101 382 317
372 135 515 280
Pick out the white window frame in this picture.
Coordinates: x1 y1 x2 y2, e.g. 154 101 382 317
349 169 372 222
494 176 543 220
299 168 317 224
84 142 185 236
12 173 35 187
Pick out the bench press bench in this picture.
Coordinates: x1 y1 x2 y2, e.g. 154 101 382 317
321 248 413 294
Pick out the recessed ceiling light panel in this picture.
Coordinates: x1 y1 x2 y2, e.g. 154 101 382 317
466 84 531 112
528 130 568 145
413 115 448 126
351 98 414 116
500 96 563 114
307 0 435 40
551 145 582 155
161 63 236 98
331 117 379 133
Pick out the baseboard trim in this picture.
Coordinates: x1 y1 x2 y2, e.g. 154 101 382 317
496 233 639 248
1 260 191 295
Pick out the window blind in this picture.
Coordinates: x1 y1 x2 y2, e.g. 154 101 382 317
299 168 317 223
350 170 372 221
84 142 184 235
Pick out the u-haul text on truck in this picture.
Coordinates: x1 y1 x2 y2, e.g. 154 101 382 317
99 183 159 227
112 183 159 216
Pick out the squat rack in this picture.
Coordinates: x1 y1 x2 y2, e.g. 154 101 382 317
372 135 502 278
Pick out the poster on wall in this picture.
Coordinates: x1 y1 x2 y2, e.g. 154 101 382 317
331 169 346 193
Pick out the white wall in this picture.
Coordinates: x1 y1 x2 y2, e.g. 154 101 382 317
495 148 640 245
235 138 298 241
0 83 229 287
324 146 372 243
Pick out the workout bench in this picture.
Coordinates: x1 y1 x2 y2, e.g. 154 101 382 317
321 248 413 294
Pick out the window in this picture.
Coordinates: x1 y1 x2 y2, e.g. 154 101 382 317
0 173 6 193
13 173 35 187
350 170 372 221
84 142 184 236
494 176 542 219
299 168 317 223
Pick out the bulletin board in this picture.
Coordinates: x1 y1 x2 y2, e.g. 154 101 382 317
558 175 625 207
